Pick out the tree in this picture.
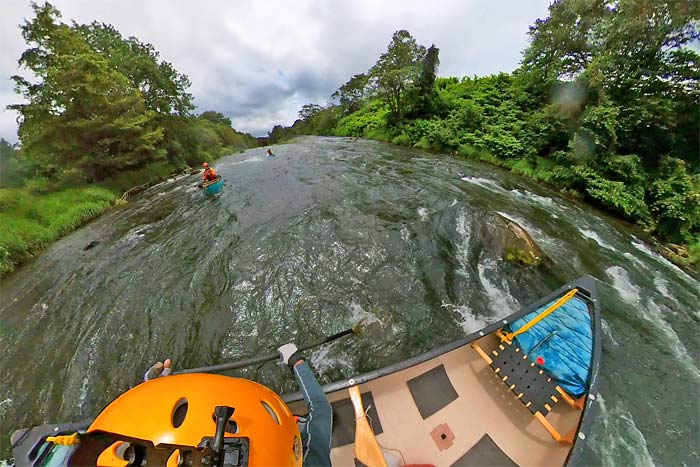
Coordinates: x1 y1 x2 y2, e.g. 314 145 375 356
0 139 27 187
199 111 232 127
74 22 193 115
74 21 196 166
369 30 426 121
521 0 700 170
332 73 368 114
410 44 440 117
8 3 164 180
298 103 324 121
649 158 700 242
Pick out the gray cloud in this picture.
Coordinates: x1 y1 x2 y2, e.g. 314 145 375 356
0 0 551 141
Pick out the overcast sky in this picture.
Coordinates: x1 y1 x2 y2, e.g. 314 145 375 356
0 0 552 142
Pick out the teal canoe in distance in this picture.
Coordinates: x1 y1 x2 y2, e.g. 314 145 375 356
203 176 224 195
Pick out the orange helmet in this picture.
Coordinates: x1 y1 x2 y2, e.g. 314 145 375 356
202 162 209 168
86 374 302 467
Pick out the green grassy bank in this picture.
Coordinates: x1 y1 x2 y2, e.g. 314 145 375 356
0 161 190 276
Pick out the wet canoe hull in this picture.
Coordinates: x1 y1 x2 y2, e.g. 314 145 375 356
203 176 224 195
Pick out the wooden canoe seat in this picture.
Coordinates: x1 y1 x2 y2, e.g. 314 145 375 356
471 336 582 445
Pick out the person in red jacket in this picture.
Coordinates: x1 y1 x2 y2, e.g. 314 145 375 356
202 162 218 181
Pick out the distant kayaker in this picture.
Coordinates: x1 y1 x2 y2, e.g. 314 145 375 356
142 342 332 466
202 162 218 181
267 148 275 157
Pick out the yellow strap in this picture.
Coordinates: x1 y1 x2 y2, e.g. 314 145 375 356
501 288 579 343
46 433 80 446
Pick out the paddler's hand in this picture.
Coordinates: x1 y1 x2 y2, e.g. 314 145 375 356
277 343 304 370
144 358 173 382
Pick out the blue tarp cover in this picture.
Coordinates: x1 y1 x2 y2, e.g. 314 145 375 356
508 295 592 397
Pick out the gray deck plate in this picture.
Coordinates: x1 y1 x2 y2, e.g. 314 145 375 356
451 434 518 467
407 364 459 419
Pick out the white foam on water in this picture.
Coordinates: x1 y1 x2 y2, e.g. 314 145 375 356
123 223 157 243
67 330 100 413
441 301 486 333
630 237 656 257
606 266 641 305
308 343 353 378
606 266 700 380
652 273 680 308
510 189 556 207
460 176 505 192
631 237 698 285
400 226 411 244
233 280 255 293
477 259 519 316
417 207 429 221
349 302 380 326
0 398 12 411
455 210 472 277
599 319 619 348
579 228 616 251
231 156 264 165
450 198 458 207
623 252 647 271
592 395 655 467
331 241 346 258
641 299 700 381
495 211 520 225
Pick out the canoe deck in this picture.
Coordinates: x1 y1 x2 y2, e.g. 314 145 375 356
290 333 582 466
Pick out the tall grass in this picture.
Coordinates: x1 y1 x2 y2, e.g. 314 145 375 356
0 186 115 275
0 161 187 276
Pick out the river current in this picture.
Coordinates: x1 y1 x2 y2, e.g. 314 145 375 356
1 137 698 465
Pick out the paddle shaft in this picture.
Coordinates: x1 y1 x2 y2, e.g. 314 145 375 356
174 327 356 375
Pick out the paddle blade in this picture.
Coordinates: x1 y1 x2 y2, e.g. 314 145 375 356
349 385 388 467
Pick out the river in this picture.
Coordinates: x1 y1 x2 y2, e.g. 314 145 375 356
1 137 698 465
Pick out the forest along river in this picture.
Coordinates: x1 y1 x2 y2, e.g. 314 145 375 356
1 136 698 465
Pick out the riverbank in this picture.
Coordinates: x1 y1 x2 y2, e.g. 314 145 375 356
0 161 196 277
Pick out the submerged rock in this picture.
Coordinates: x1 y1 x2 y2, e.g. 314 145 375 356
481 214 545 267
502 220 544 266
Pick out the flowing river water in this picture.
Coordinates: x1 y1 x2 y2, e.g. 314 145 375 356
1 137 698 465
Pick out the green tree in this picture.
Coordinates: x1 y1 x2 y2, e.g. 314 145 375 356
0 139 28 187
75 22 193 115
521 0 700 170
9 3 164 181
410 44 440 117
369 30 426 121
74 21 196 166
332 73 369 114
649 158 700 242
298 103 324 121
199 111 233 127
